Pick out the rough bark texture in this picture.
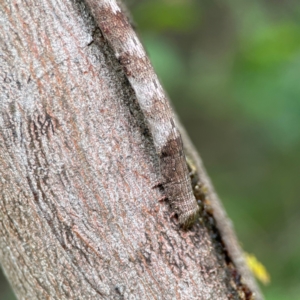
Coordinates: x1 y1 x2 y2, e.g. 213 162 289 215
0 0 263 299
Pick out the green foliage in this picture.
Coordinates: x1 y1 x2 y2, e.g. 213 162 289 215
132 0 200 32
233 21 300 149
239 23 300 70
130 1 300 299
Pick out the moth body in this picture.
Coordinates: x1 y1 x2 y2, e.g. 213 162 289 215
90 0 199 227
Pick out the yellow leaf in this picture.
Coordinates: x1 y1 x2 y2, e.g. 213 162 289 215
245 252 270 285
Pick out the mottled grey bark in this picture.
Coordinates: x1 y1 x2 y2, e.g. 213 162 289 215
0 0 263 299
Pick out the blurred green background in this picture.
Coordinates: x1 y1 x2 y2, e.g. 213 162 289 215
131 0 300 299
1 0 299 299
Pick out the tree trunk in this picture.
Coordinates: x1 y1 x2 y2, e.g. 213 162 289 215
0 0 263 299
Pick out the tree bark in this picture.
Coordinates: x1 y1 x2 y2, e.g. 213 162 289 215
0 0 263 299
